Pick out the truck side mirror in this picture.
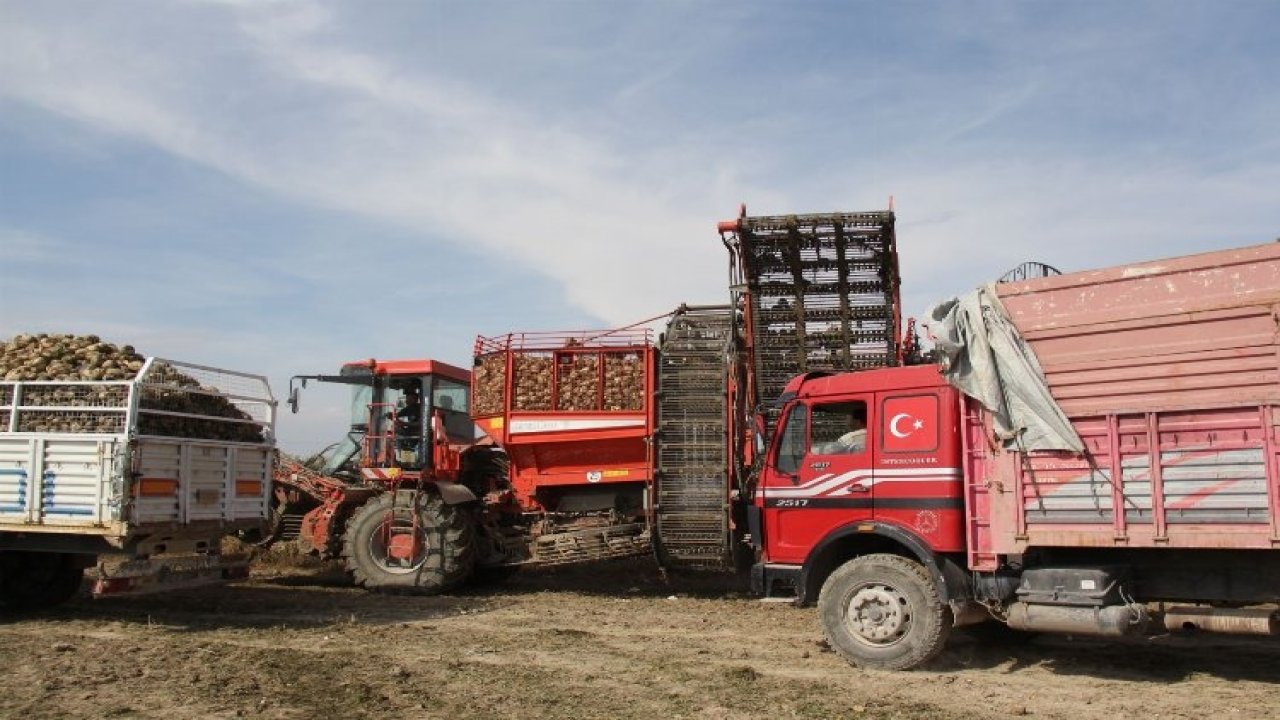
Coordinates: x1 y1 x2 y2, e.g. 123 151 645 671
288 387 300 414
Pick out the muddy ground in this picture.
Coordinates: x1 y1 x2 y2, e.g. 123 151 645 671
1 554 1277 720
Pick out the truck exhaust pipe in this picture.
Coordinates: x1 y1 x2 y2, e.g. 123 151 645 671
1005 602 1150 637
1163 607 1280 636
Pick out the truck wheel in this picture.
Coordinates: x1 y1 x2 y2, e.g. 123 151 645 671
342 490 475 594
0 552 85 612
818 553 952 671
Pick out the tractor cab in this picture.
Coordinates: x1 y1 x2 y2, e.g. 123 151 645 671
289 358 475 477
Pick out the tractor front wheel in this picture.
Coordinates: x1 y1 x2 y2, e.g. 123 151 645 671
342 490 475 594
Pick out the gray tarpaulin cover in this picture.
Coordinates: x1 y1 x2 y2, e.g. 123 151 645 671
926 284 1085 453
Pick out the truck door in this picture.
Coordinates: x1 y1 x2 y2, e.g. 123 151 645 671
872 389 964 552
761 398 874 564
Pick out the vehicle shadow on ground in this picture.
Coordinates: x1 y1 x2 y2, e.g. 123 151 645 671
934 629 1280 684
15 574 487 631
250 554 751 600
457 556 754 600
28 555 737 631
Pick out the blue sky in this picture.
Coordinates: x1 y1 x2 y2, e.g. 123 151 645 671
3 1 1278 453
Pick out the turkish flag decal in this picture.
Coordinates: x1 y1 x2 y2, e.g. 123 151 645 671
881 394 939 453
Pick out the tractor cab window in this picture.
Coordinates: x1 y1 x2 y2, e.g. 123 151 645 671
386 380 428 435
349 384 374 428
433 378 470 415
433 377 475 442
315 435 360 476
390 382 424 425
388 379 428 468
311 383 373 476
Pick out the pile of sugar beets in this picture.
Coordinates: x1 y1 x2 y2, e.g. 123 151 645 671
472 351 645 414
0 333 263 442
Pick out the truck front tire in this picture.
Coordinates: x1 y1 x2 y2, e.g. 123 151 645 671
0 551 85 612
342 490 475 595
818 553 952 670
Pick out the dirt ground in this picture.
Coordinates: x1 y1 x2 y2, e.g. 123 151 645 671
1 553 1277 720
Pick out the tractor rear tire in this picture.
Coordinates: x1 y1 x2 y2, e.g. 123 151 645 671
342 490 475 595
818 553 952 671
0 551 85 612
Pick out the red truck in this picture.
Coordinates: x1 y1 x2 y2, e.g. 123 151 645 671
748 241 1280 669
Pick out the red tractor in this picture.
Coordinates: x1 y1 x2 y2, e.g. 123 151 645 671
266 358 498 593
268 344 654 594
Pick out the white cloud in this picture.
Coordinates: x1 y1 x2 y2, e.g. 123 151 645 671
1 2 742 328
3 1 1279 452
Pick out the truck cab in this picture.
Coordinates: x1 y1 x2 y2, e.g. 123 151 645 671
753 364 966 587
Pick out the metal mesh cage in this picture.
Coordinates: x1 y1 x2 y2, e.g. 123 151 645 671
15 408 127 434
2 381 131 433
512 354 553 411
19 383 130 408
472 330 652 417
555 353 600 411
472 354 506 416
136 359 274 443
602 353 645 411
1 358 274 442
724 210 901 428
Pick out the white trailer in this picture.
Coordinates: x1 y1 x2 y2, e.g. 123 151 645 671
0 358 275 609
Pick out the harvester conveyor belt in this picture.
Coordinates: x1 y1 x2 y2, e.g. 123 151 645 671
654 305 738 570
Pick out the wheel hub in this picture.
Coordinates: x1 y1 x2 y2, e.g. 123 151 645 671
847 584 910 644
386 532 423 562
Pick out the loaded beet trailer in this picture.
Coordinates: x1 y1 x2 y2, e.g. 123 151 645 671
753 241 1280 669
0 357 276 608
471 329 655 564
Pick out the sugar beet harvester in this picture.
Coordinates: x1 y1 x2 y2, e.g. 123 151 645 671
266 210 904 595
271 210 1280 670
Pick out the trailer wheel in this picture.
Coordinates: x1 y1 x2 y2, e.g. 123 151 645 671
0 552 85 612
342 490 475 594
818 553 952 671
